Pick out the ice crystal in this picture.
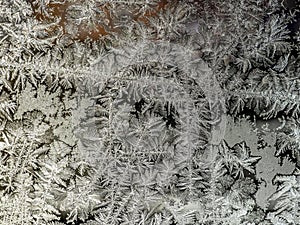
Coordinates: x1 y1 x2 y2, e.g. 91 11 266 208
0 0 299 224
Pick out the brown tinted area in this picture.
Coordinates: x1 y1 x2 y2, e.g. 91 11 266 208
29 0 170 42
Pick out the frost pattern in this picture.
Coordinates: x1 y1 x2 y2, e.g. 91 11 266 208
0 0 299 224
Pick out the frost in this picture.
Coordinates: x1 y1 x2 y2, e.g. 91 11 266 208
0 0 300 224
14 83 61 121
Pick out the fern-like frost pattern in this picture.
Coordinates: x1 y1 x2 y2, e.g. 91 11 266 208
0 0 299 224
